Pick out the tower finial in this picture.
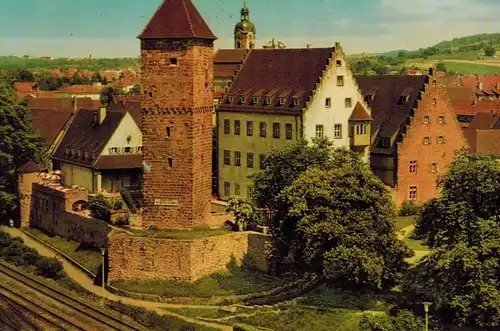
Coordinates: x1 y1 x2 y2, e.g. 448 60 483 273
244 0 248 8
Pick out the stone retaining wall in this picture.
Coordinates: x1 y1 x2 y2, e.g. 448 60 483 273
108 231 269 282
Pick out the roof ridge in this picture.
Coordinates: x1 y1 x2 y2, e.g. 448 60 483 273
182 0 195 37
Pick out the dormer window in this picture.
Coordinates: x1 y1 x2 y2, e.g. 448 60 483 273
91 152 96 160
84 151 89 159
381 137 390 147
279 98 286 105
65 147 69 155
228 96 234 103
77 150 82 158
293 98 300 106
253 96 259 104
399 95 409 105
71 149 75 156
240 96 246 103
266 97 272 105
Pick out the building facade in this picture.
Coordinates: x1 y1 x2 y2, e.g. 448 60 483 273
139 0 216 229
217 45 371 200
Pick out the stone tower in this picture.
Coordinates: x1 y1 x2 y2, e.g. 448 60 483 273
138 0 216 230
234 1 256 49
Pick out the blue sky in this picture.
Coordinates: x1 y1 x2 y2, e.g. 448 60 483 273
0 0 499 57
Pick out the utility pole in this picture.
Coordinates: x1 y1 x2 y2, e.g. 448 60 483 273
100 247 106 306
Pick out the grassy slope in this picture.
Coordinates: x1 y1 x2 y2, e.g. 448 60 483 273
25 227 102 274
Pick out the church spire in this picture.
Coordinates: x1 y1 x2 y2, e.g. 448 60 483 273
234 0 256 49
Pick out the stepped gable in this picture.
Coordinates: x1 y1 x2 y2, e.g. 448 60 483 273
219 47 334 113
356 75 427 150
138 0 216 40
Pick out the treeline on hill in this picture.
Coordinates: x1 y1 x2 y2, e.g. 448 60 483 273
348 33 499 75
0 56 139 71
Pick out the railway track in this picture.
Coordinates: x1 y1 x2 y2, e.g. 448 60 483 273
0 261 143 331
0 285 84 331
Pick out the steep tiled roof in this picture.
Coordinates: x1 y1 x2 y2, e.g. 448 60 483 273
214 49 249 64
468 112 500 129
349 102 372 121
94 155 142 170
108 96 142 128
28 97 74 112
463 128 500 155
30 108 73 146
218 47 334 114
14 82 38 93
356 76 427 141
53 109 126 167
56 85 102 94
138 0 216 40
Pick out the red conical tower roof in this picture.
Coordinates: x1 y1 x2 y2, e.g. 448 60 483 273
138 0 216 40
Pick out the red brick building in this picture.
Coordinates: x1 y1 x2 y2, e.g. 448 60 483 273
358 70 468 207
139 0 216 229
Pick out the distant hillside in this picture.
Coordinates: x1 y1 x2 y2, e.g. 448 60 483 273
348 33 500 76
0 56 140 72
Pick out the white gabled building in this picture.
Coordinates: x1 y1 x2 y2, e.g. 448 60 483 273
302 42 372 162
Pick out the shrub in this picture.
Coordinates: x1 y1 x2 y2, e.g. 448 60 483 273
120 188 137 213
35 257 63 279
1 241 25 265
226 195 263 231
399 200 421 216
113 199 123 210
89 194 112 223
21 247 40 266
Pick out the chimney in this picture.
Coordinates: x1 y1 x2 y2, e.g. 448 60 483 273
478 81 484 91
73 97 78 112
98 107 106 125
497 81 500 91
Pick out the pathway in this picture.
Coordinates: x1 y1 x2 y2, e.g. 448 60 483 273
397 224 429 264
1 226 232 331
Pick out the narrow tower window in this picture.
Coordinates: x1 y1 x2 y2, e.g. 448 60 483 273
168 158 173 168
169 57 178 66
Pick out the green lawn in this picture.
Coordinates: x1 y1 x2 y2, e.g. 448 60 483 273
292 285 393 311
165 307 235 319
404 234 429 252
394 216 415 231
111 266 287 298
441 61 500 75
24 228 102 274
127 226 231 240
223 307 365 331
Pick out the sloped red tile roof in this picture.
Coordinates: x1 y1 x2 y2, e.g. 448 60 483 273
468 112 500 129
218 47 334 114
34 91 57 98
356 75 427 141
108 96 142 128
14 82 38 93
349 102 372 121
138 0 216 40
463 128 500 155
53 109 126 167
56 85 102 94
28 97 75 113
19 161 42 174
451 101 500 116
94 155 142 170
462 76 500 90
30 108 73 146
214 49 249 63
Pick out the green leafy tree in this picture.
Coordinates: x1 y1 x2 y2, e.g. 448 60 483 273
435 62 447 73
373 64 390 75
253 138 410 289
127 84 140 95
0 83 44 220
484 44 496 57
69 72 83 85
359 310 426 331
226 195 263 231
35 257 63 279
407 150 500 328
89 194 112 223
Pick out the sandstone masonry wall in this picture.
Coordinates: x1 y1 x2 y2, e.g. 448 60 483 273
107 231 269 282
18 172 40 227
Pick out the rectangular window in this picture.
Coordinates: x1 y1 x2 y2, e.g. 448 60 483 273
166 126 171 137
437 116 445 124
285 123 293 140
228 96 234 103
409 160 417 174
246 121 253 136
235 183 240 196
224 119 230 134
334 124 342 139
169 57 178 65
247 153 254 168
235 151 241 166
266 97 272 105
168 158 173 168
224 182 230 196
124 147 131 153
224 150 230 165
260 122 266 137
337 76 344 86
273 123 280 138
325 98 332 108
280 98 286 105
356 124 367 135
234 120 240 135
345 98 352 108
336 60 342 67
247 186 254 198
260 154 266 170
423 137 432 145
253 96 259 104
430 162 438 173
315 125 324 138
293 98 300 106
437 136 445 144
240 96 246 103
424 116 430 124
409 186 417 200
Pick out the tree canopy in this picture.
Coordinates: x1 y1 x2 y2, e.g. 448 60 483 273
252 138 410 290
406 150 500 329
0 83 45 219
